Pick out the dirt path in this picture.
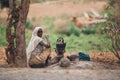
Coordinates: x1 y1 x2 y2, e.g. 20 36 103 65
0 68 120 80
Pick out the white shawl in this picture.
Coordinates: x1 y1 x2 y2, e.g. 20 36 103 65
26 27 43 67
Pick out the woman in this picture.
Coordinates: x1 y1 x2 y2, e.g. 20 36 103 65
26 27 51 68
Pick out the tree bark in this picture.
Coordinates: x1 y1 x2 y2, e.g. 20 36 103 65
6 0 15 65
6 0 30 67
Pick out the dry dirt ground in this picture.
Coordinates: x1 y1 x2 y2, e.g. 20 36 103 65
0 69 120 80
0 47 120 80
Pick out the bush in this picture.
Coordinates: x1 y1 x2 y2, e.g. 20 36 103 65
69 23 80 36
0 26 7 46
106 0 120 61
82 27 96 35
26 20 33 29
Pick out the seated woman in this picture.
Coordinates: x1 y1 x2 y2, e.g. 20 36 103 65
26 26 51 68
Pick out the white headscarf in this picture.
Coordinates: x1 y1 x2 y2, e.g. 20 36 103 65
26 27 43 67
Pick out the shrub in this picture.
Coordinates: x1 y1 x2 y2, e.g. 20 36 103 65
26 20 33 29
107 0 120 61
82 27 96 35
0 26 7 46
69 22 80 36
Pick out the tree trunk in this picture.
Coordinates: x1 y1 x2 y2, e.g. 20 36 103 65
6 0 15 65
6 0 30 67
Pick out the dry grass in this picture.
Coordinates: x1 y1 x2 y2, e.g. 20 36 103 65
0 47 6 64
90 52 119 64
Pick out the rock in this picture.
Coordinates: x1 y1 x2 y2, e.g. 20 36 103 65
59 57 71 67
67 54 79 61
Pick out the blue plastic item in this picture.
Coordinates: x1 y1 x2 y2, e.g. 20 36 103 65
78 52 90 61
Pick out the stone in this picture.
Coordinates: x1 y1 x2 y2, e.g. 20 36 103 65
59 57 71 67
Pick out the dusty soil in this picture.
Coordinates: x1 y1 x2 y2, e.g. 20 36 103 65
0 68 120 80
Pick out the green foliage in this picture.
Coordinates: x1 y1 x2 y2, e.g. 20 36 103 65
97 22 107 28
25 29 32 46
48 33 111 52
81 27 96 35
95 22 108 34
69 22 80 36
0 26 7 46
26 20 33 29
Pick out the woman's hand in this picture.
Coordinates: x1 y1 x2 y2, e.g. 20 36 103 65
45 34 51 48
